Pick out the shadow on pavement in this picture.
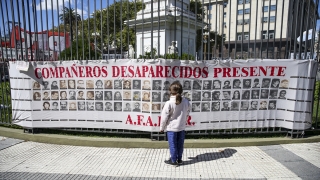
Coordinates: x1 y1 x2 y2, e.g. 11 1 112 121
181 148 237 166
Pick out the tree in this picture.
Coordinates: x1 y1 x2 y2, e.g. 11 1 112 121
189 0 205 20
90 0 144 51
59 7 81 42
59 38 100 60
196 30 223 52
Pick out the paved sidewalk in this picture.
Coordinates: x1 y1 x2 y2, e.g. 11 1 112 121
0 137 319 180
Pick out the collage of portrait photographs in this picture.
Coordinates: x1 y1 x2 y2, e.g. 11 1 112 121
32 79 172 113
188 78 289 112
32 78 289 113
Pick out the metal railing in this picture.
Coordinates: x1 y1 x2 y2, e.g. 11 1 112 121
1 0 320 137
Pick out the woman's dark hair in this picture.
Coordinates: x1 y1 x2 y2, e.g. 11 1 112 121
169 81 183 105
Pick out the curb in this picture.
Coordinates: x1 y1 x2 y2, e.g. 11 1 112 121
1 126 320 148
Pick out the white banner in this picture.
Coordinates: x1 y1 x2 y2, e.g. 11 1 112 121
9 59 317 132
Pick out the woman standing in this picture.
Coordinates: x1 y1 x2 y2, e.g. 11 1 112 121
160 81 191 166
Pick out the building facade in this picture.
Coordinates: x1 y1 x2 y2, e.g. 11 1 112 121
203 0 318 59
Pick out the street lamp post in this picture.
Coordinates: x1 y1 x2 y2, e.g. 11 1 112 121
203 32 209 60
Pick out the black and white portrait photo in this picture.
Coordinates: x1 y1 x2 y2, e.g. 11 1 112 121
123 103 132 111
42 81 50 90
142 80 151 90
163 92 170 101
86 80 94 89
69 91 76 100
192 92 201 101
87 102 94 111
142 103 150 112
260 89 269 99
52 102 59 111
183 80 192 90
87 91 94 100
269 90 278 99
193 80 202 90
114 102 123 111
261 78 271 88
152 92 161 102
231 101 239 111
259 101 268 110
104 80 113 89
43 91 50 100
252 78 260 88
60 101 68 111
69 102 77 110
133 91 141 101
211 102 220 111
95 91 103 100
104 91 113 100
123 80 131 89
152 104 161 112
249 101 258 110
133 102 141 112
221 102 230 111
202 91 211 101
51 91 59 100
268 100 277 110
68 80 76 89
233 79 241 88
271 78 280 88
77 80 85 89
240 101 249 111
201 102 210 112
60 91 67 100
243 79 251 88
203 80 212 90
60 80 67 89
114 91 122 100
182 91 191 101
251 90 259 99
142 91 150 101
152 80 162 90
95 80 103 89
232 90 241 100
222 91 231 100
223 80 231 89
77 101 86 111
123 91 131 100
43 102 50 110
213 80 221 89
51 81 59 89
163 81 170 90
132 80 141 89
242 90 250 100
192 103 201 112
114 80 122 89
212 91 221 100
278 90 287 99
105 102 113 111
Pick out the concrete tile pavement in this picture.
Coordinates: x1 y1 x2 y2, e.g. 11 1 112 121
0 136 319 180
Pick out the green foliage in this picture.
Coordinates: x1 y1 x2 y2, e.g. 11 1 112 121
181 53 195 60
59 38 101 60
189 0 205 20
90 0 145 51
59 7 81 42
0 81 12 124
196 30 224 52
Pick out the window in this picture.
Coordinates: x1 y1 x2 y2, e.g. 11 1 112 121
270 16 275 22
263 6 268 12
238 10 243 15
270 5 276 11
245 8 250 14
244 19 250 24
269 30 274 39
224 2 228 8
224 12 227 18
245 0 250 3
262 30 274 39
262 17 268 22
237 20 243 25
238 0 243 4
262 31 268 39
244 32 249 40
209 14 212 19
224 22 226 27
237 33 243 40
209 5 212 10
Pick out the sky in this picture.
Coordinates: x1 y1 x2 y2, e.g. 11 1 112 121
0 0 113 35
0 0 320 36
